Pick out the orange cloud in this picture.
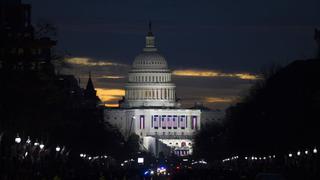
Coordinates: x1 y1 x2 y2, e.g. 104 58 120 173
172 69 259 80
96 88 125 104
99 75 125 79
104 104 119 108
173 70 220 77
66 57 127 67
205 97 234 103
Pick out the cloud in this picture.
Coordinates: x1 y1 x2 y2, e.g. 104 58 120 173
61 57 256 110
172 69 259 80
65 57 128 67
98 75 125 79
205 97 234 103
96 88 125 104
104 104 120 108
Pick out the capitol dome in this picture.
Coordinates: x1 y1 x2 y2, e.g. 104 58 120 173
121 23 177 108
132 52 168 69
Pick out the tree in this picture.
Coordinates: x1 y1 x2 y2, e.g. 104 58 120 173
193 122 227 161
226 59 320 155
125 134 140 157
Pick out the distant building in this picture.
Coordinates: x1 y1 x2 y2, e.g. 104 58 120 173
104 23 222 157
0 0 56 72
191 102 225 125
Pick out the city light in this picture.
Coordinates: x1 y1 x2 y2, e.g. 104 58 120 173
26 136 31 144
15 134 21 144
138 157 144 164
39 143 45 149
289 153 293 157
305 150 308 155
55 146 61 152
313 148 317 154
297 151 301 156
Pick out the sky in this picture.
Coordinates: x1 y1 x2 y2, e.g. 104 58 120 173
25 0 320 109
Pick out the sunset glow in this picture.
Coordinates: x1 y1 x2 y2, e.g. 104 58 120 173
205 97 234 103
66 57 127 67
96 88 125 103
173 70 259 80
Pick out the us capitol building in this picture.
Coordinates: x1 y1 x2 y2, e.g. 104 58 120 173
104 24 224 157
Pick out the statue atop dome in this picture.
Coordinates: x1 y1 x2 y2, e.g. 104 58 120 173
145 21 156 51
148 21 153 36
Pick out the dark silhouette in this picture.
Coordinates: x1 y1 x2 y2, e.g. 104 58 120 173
0 0 125 159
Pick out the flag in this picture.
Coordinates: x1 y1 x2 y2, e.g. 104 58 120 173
173 116 178 128
180 116 186 128
153 115 159 128
192 116 197 129
161 116 166 128
140 115 145 129
167 116 172 129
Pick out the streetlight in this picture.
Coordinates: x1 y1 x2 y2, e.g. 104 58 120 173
34 140 39 146
39 143 45 150
26 136 31 144
289 153 293 157
297 151 301 156
313 148 317 154
55 146 61 152
305 150 308 155
15 134 21 144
